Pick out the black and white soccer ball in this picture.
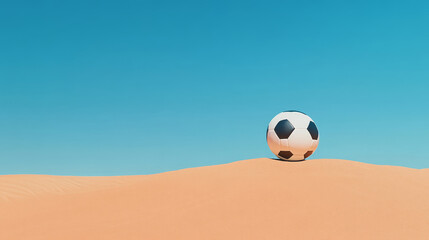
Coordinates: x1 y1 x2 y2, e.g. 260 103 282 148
266 111 319 161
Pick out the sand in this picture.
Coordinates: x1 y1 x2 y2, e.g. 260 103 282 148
1 158 429 240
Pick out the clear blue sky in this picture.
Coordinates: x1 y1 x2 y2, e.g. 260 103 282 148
1 0 428 175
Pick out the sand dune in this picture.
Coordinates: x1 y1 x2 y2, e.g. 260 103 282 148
1 158 429 240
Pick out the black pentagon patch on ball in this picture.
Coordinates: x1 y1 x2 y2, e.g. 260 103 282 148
307 121 319 140
274 119 295 139
304 151 313 158
278 151 293 160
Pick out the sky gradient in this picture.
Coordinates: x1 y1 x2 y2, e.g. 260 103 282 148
1 0 429 175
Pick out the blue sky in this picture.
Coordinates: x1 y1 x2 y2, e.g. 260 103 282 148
1 0 429 175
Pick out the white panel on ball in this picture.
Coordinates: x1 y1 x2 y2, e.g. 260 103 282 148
267 130 281 155
287 129 313 155
283 112 312 129
289 154 304 161
279 139 289 150
309 139 319 151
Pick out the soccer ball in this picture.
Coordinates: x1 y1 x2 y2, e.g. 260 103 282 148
266 111 319 161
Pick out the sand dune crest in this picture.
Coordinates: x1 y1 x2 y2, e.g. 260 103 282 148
1 158 429 240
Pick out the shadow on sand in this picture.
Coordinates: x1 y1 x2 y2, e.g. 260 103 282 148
269 158 306 163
